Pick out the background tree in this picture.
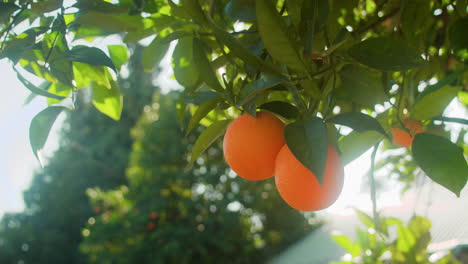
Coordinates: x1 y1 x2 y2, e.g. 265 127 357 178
80 91 316 263
0 46 155 264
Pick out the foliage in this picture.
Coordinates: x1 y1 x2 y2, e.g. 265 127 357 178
0 46 155 264
0 0 466 196
331 210 461 264
80 91 316 263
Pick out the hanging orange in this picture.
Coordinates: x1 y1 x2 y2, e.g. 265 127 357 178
275 145 344 211
391 119 424 147
223 112 285 181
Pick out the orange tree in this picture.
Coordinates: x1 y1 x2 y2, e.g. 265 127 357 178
0 1 467 210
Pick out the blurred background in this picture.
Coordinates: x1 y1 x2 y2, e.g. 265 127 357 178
1 40 467 264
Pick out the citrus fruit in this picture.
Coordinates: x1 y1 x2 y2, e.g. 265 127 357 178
391 119 423 147
275 145 344 211
223 112 285 181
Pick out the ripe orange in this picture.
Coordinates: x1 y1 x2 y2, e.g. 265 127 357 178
275 145 344 211
391 119 423 147
223 112 285 181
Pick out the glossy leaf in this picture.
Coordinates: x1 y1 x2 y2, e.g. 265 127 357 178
73 62 111 89
285 117 327 184
192 38 224 92
348 37 426 71
327 112 387 136
63 46 116 72
338 131 383 165
338 65 386 107
186 96 223 135
91 80 123 121
29 106 67 163
238 73 288 105
414 85 461 120
47 82 72 105
143 34 170 72
107 45 129 70
256 0 308 72
412 133 468 197
173 37 199 88
259 101 299 119
188 119 232 166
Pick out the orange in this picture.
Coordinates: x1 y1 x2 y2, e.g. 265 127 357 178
391 119 423 147
275 145 344 211
223 112 285 181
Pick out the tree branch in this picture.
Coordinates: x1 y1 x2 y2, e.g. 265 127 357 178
353 7 401 36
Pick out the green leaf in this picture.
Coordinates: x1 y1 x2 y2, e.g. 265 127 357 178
449 16 468 59
408 216 431 238
287 0 304 27
142 34 170 72
63 46 116 72
285 117 328 184
238 73 288 105
225 0 256 21
29 106 67 164
256 0 308 72
348 37 426 71
458 91 468 106
47 82 72 105
397 223 416 253
91 80 123 121
332 235 362 257
74 12 144 33
416 68 466 101
192 38 224 92
16 73 66 100
338 131 383 165
186 96 223 135
173 37 199 88
412 133 468 197
400 0 432 47
259 101 299 119
107 45 129 70
211 25 277 73
188 119 232 166
123 14 177 43
414 85 461 120
337 65 386 107
161 31 192 44
30 0 63 14
180 0 208 25
0 3 20 20
355 209 375 228
327 112 387 136
73 62 111 89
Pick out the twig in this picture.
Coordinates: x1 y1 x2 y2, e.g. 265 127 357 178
352 8 401 36
0 2 30 49
369 141 381 232
432 116 468 125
